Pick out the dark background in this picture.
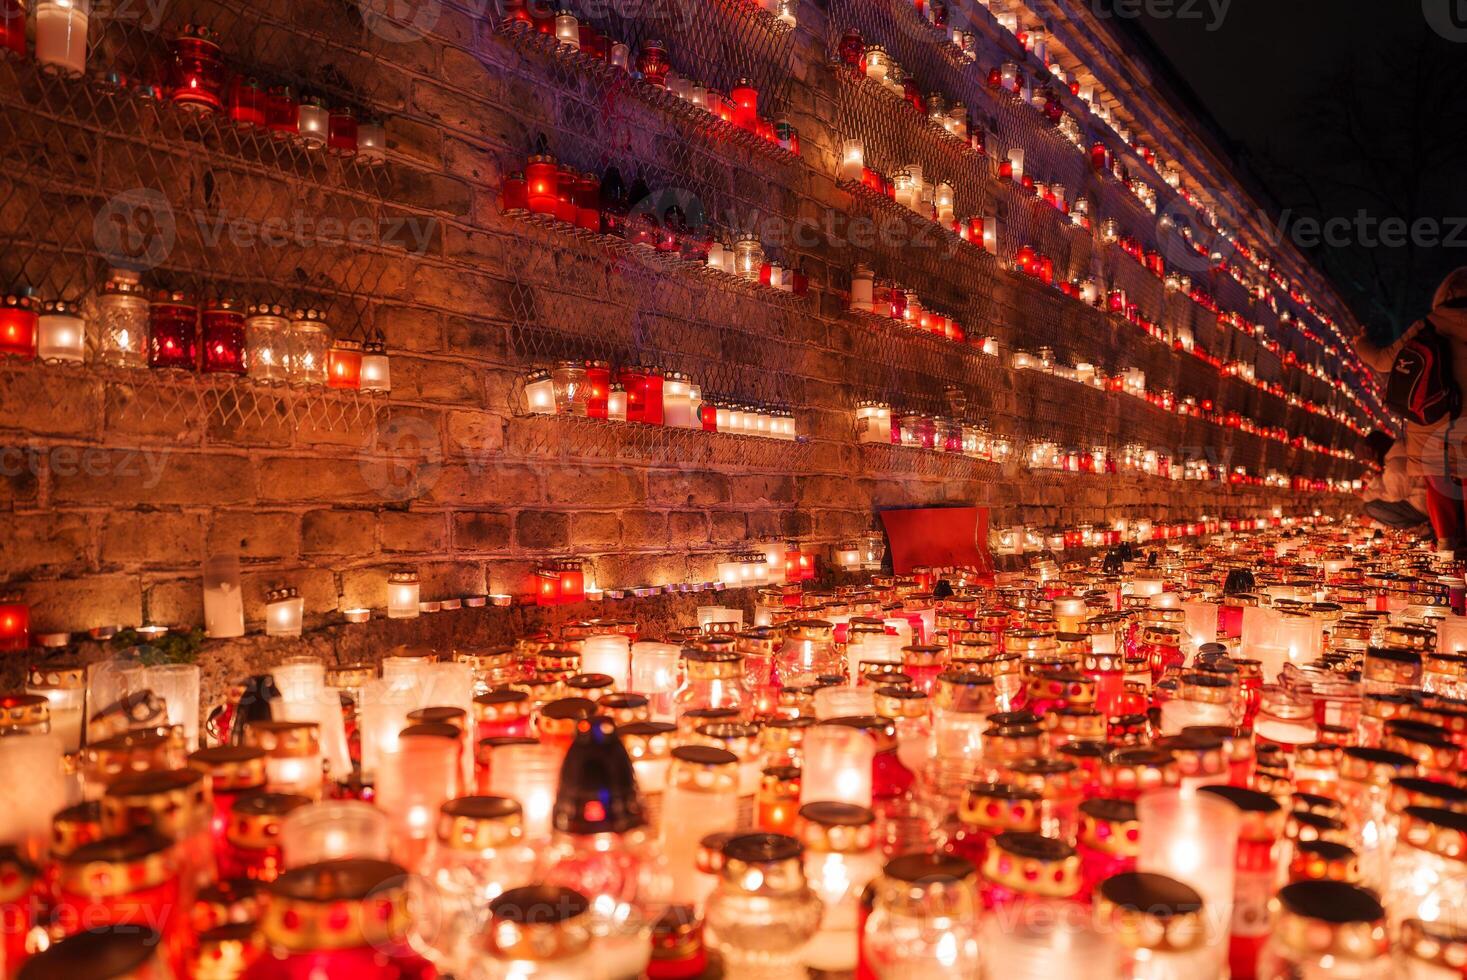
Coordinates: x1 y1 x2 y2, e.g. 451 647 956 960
1110 0 1467 343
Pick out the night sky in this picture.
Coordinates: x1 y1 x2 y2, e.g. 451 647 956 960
1124 1 1467 339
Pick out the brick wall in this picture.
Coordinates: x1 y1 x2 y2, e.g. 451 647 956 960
0 0 1360 690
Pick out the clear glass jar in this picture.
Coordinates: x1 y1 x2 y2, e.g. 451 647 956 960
551 359 589 416
98 269 150 368
244 304 289 383
469 885 599 979
1256 881 1390 980
862 852 980 977
776 620 841 688
704 833 823 979
674 648 746 718
285 309 330 385
1384 806 1467 932
413 796 537 974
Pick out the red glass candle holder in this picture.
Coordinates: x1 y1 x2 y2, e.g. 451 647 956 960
700 402 717 431
168 25 225 113
328 106 358 154
584 360 611 418
619 366 647 422
730 78 758 130
55 831 190 975
201 299 246 374
1074 797 1137 902
266 85 299 139
536 570 561 607
221 791 310 882
525 153 559 215
641 367 665 425
0 600 28 651
149 292 199 370
637 40 670 87
327 340 363 389
0 1 24 58
501 171 529 213
555 558 585 603
574 171 601 231
228 76 268 127
0 293 36 359
554 164 579 224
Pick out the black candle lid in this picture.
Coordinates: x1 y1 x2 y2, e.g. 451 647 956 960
553 716 645 835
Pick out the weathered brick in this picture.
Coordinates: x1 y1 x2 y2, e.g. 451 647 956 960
53 451 251 507
22 574 142 633
570 512 621 550
515 511 570 550
648 472 730 507
379 511 448 553
0 514 91 576
101 512 204 566
452 512 512 551
545 467 643 507
302 510 377 557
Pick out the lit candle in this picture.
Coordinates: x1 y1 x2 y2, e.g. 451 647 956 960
376 726 459 864
800 724 874 807
264 586 304 637
37 300 85 362
630 641 680 722
387 569 420 619
297 95 329 150
488 742 561 838
273 659 353 783
143 662 200 750
280 800 391 866
580 634 631 690
840 138 864 181
525 368 556 413
36 0 89 77
1137 789 1239 971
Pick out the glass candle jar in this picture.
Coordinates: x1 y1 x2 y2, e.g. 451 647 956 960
551 359 589 415
636 39 670 87
298 96 329 150
0 293 36 358
37 298 85 361
1385 805 1467 932
167 24 225 112
376 727 460 865
1137 789 1239 972
1096 871 1213 978
243 303 289 382
228 75 268 127
732 233 765 280
360 339 390 391
54 830 188 969
662 745 740 906
264 586 304 637
286 308 330 384
242 859 433 979
705 833 823 979
221 790 310 882
98 268 149 367
327 339 363 389
246 720 323 800
357 119 386 164
474 885 599 978
798 803 881 972
862 852 980 976
414 796 537 973
200 298 246 374
328 106 358 154
148 291 198 369
26 661 85 752
266 84 299 139
0 0 25 58
35 0 89 77
279 800 392 866
1257 881 1390 980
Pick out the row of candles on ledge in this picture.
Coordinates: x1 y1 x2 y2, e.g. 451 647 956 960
0 269 391 390
852 401 1361 493
502 147 810 293
501 4 799 146
521 361 800 438
1 11 388 161
4 521 1467 977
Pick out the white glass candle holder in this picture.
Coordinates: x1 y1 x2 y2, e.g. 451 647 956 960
265 586 304 637
525 370 556 414
36 0 90 77
388 569 421 619
800 725 874 807
280 800 391 867
376 729 459 860
631 641 681 721
840 139 864 181
1138 789 1238 970
487 742 560 839
0 733 68 860
143 662 200 750
38 301 85 362
273 658 353 782
358 677 417 778
202 554 245 639
581 634 631 690
814 687 875 720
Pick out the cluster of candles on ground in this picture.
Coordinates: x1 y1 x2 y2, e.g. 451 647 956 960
500 5 798 146
1 13 386 159
503 144 809 293
0 269 390 390
523 361 799 439
4 522 1467 976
